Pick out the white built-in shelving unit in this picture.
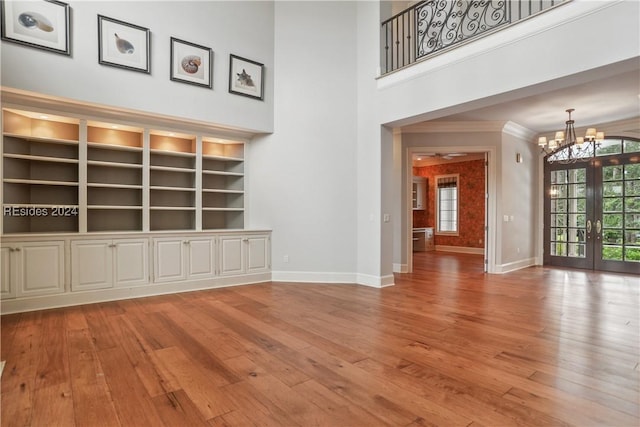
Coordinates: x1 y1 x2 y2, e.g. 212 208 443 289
1 108 248 234
0 99 270 314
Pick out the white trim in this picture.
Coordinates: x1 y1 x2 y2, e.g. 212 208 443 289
494 257 537 274
503 121 537 141
271 271 356 284
393 263 409 273
357 273 395 288
435 246 484 255
0 272 271 315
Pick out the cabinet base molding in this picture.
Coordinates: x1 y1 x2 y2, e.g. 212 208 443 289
0 272 270 314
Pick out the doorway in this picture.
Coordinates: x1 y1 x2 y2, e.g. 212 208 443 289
407 147 493 274
544 137 640 274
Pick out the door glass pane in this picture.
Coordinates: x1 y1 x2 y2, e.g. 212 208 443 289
552 199 567 213
603 181 623 197
602 245 623 261
625 246 640 262
625 164 640 179
626 180 640 196
549 167 587 259
603 165 623 181
568 184 586 198
626 214 640 229
626 197 640 212
600 162 640 264
603 197 623 213
603 229 623 244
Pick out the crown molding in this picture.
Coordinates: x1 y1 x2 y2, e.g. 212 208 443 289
1 87 263 141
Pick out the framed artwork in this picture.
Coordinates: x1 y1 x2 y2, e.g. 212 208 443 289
170 37 213 89
98 15 150 73
228 54 264 100
1 0 70 55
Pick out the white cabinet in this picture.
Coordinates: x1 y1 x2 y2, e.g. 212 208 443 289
220 234 270 276
1 246 15 299
0 241 65 298
412 176 427 210
71 239 149 291
153 236 216 283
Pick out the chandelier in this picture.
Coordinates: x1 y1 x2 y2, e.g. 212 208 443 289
538 108 604 163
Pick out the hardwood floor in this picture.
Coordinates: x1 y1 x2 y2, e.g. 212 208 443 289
1 252 639 426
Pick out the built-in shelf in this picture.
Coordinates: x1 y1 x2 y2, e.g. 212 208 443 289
2 107 247 233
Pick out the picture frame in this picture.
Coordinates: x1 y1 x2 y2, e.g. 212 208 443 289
98 15 150 74
1 0 70 55
170 37 213 89
228 54 264 100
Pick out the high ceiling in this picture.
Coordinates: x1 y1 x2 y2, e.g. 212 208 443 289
410 65 640 166
429 69 640 133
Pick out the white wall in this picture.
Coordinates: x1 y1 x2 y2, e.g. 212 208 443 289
500 124 538 271
0 1 274 133
247 1 359 282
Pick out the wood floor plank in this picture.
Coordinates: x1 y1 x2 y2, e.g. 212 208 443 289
2 252 638 426
154 346 236 420
151 389 210 427
96 346 165 427
67 328 121 427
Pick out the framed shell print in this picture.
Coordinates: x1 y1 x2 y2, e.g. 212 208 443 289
1 0 71 55
98 15 150 73
170 37 213 89
228 54 264 100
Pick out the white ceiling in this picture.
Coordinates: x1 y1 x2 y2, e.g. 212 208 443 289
410 66 640 166
425 69 640 133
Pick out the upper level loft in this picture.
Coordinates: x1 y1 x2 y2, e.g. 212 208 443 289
381 0 569 75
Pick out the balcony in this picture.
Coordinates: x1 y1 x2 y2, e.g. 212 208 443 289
381 0 570 75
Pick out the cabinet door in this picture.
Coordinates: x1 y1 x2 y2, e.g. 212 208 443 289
17 241 65 297
246 235 270 274
186 238 216 279
1 246 15 299
114 239 149 286
153 238 186 283
71 240 113 291
219 236 244 276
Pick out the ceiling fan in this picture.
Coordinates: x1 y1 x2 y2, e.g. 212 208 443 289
418 153 468 160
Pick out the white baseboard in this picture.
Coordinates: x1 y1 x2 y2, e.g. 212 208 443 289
0 272 271 315
271 271 357 284
272 271 395 288
357 273 395 288
393 263 409 273
495 257 537 274
435 245 485 255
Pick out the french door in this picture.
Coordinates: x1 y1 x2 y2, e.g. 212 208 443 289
544 141 640 274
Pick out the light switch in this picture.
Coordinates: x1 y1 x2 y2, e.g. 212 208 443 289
383 214 390 223
503 215 509 222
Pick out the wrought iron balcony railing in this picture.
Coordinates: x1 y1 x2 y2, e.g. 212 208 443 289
381 0 569 75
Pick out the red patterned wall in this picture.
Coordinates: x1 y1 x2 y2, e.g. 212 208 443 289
413 159 485 248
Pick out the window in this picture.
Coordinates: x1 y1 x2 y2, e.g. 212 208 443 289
436 174 459 234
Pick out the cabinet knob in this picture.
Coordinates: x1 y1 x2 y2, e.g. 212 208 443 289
14 247 21 252
183 240 190 245
108 244 116 248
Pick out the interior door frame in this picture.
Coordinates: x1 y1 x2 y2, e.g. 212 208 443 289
405 146 495 274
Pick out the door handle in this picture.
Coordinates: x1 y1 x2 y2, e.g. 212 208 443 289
586 220 592 234
596 219 602 239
